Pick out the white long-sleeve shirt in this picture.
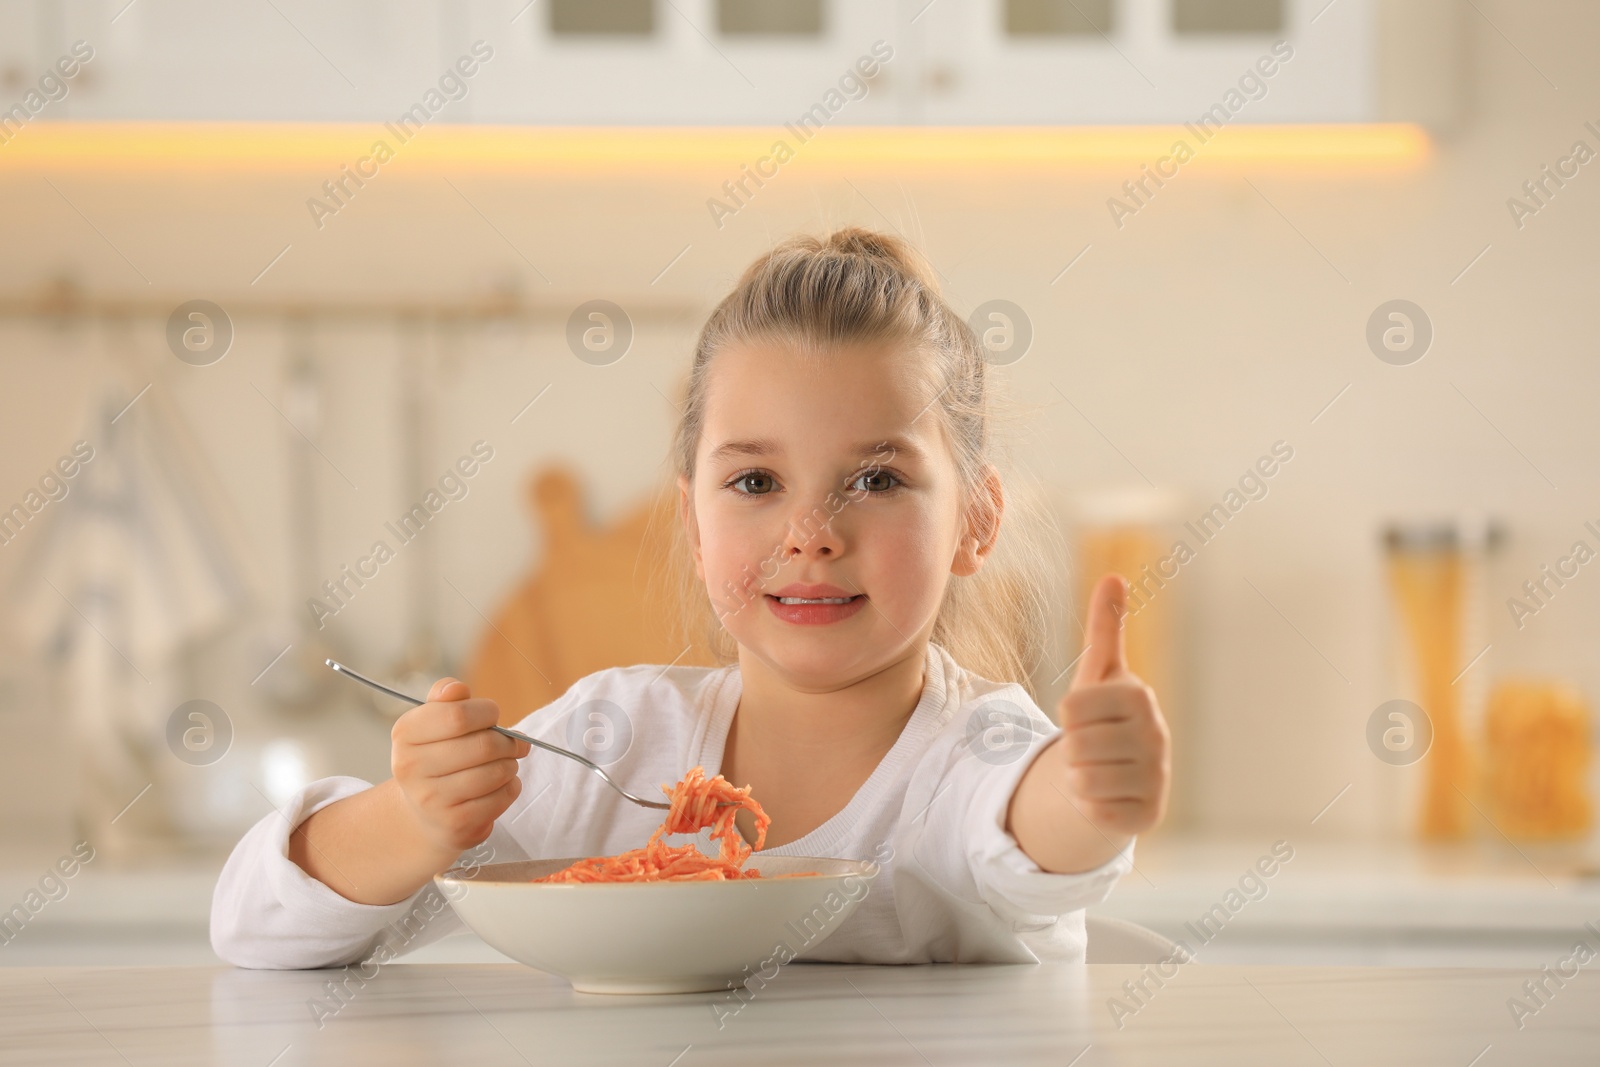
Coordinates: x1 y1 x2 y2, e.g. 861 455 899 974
211 640 1134 970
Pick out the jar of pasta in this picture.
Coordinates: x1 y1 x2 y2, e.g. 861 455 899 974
1484 680 1592 840
1381 516 1505 840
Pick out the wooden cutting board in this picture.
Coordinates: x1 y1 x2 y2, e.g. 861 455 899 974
466 466 719 725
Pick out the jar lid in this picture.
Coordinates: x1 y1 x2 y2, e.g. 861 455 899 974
1382 515 1506 552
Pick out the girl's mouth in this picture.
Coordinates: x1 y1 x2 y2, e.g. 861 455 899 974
764 593 867 626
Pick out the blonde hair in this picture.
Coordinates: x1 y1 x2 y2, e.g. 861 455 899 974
656 227 1066 700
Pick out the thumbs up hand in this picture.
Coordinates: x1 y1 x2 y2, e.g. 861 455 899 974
1057 574 1171 837
1003 574 1171 875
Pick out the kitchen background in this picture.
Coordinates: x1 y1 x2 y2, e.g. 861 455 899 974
1 0 1597 967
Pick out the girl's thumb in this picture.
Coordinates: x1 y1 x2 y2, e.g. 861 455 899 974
1070 574 1130 689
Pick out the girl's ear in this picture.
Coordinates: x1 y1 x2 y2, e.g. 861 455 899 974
952 465 1004 578
677 472 705 582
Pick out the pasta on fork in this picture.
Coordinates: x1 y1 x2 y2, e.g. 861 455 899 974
534 766 815 883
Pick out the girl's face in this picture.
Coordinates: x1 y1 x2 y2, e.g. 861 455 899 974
678 338 1000 687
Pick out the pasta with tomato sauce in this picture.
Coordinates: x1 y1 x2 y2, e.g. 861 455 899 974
533 766 816 883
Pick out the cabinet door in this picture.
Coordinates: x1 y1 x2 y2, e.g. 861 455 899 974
50 0 446 121
462 0 905 125
0 4 42 130
916 0 1377 124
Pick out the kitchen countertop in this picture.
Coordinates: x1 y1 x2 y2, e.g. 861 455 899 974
4 962 1597 1065
1102 834 1600 919
1088 834 1600 965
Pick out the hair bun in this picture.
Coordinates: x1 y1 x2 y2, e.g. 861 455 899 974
823 226 941 291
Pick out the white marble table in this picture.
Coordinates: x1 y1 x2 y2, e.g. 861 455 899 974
3 962 1595 1065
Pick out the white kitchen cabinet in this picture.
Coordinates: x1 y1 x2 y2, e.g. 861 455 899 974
1 0 1459 125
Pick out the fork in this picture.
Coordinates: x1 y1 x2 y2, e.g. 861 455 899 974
324 659 732 811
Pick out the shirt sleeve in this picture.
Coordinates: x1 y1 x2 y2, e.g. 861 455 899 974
209 669 623 971
209 776 467 970
960 715 1136 924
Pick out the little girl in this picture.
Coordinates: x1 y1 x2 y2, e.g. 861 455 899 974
211 227 1170 969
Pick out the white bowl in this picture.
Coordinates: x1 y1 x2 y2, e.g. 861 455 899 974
435 855 878 994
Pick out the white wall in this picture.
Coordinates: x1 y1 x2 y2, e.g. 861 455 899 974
1 0 1597 852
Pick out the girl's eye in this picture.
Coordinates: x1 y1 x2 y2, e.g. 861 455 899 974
724 470 776 496
849 469 902 495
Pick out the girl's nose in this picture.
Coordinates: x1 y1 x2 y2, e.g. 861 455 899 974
779 501 845 559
